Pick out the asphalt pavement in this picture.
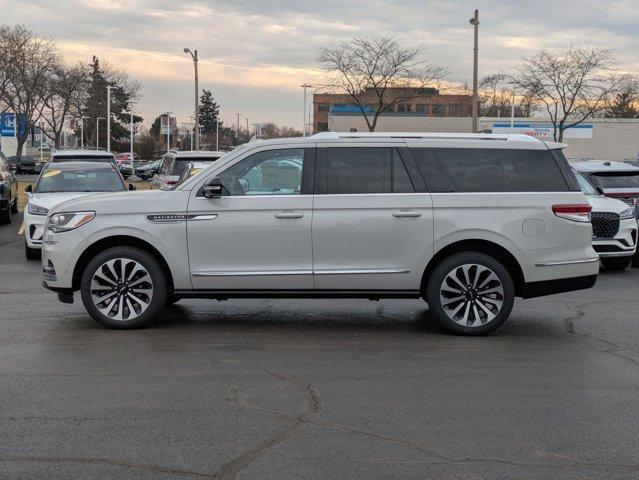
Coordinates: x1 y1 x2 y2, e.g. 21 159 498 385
1 214 639 479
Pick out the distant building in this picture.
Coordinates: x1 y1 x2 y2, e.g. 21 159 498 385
312 88 473 133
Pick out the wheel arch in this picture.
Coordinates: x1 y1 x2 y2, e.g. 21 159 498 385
421 239 525 297
72 235 175 293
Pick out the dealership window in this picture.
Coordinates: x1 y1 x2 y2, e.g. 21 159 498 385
325 148 414 194
397 102 411 112
317 122 328 132
430 148 569 192
318 104 331 112
448 104 463 116
432 104 445 116
416 103 430 114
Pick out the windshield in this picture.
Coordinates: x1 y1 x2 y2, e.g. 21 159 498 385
36 168 125 193
52 155 115 164
589 172 639 189
574 171 598 195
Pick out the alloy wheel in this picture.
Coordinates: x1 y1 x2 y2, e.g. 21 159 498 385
90 258 154 321
439 263 504 327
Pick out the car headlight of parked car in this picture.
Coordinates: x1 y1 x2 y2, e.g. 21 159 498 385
27 203 49 216
619 207 635 220
47 211 95 233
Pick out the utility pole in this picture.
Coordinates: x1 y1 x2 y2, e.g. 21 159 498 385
236 113 240 137
216 120 219 151
245 117 250 142
301 83 312 136
96 117 105 148
163 112 172 152
183 48 200 150
129 107 134 167
470 9 479 133
80 116 90 148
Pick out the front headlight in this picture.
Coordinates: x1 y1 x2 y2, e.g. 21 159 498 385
47 211 95 233
27 203 49 216
619 207 635 220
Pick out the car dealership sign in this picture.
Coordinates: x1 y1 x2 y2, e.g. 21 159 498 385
492 122 593 139
1 112 26 137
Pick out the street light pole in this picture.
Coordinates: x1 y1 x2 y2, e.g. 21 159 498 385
469 9 479 133
301 83 312 136
216 120 219 151
129 107 134 167
245 117 250 142
80 116 90 148
163 112 172 152
183 48 200 150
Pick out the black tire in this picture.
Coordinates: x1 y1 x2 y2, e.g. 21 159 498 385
0 204 11 224
25 242 40 260
632 255 639 268
425 251 515 336
80 246 168 329
601 257 632 271
11 198 18 214
165 294 181 306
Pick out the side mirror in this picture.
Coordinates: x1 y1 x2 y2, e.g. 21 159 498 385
25 184 33 193
128 184 137 191
596 186 605 195
202 177 224 198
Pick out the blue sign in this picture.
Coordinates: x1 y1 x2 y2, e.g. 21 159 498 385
1 113 26 137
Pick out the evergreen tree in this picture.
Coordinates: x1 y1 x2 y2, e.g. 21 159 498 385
199 89 220 134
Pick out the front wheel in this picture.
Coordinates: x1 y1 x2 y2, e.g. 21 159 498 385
11 198 18 214
25 242 40 260
0 204 11 224
601 257 632 271
425 252 515 336
80 246 167 329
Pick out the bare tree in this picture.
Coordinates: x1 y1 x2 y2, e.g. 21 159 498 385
0 25 60 157
317 36 447 131
513 46 631 142
41 63 88 148
478 73 534 118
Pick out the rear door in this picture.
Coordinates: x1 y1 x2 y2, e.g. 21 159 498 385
312 143 433 291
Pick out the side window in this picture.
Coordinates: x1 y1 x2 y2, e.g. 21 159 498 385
219 149 304 196
431 148 569 192
324 147 414 194
160 156 171 175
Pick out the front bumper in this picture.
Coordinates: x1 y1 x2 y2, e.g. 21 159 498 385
592 217 637 258
24 211 46 249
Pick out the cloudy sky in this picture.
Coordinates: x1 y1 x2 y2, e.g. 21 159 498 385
2 0 638 129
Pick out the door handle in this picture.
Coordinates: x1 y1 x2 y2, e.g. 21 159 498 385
393 211 422 218
275 211 304 219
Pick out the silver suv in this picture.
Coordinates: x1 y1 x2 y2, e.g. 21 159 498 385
42 133 599 335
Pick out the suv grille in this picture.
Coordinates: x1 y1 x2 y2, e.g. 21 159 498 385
591 212 620 239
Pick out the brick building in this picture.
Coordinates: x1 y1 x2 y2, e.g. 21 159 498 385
312 88 473 133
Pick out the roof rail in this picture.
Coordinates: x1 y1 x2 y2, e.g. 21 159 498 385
310 131 541 142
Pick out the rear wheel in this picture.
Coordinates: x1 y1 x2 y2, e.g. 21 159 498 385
0 204 11 224
425 252 515 336
601 257 632 271
11 197 18 214
80 246 167 329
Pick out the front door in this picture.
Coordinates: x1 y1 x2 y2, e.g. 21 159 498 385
187 147 315 290
312 146 433 291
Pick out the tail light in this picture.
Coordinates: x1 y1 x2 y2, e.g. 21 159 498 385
552 204 592 223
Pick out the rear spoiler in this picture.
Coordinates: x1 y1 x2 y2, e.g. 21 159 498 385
544 141 568 150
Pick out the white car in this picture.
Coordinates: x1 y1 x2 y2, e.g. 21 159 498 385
42 132 599 335
573 170 637 270
151 150 226 190
24 162 131 259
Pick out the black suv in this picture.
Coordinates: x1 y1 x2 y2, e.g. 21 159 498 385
0 151 18 224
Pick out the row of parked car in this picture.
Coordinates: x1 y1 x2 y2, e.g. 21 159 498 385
3 133 639 335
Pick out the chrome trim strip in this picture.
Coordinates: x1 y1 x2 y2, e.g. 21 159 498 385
313 268 411 275
189 214 218 221
192 270 313 277
534 258 600 267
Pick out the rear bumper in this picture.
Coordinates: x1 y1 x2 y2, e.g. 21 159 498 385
520 274 597 299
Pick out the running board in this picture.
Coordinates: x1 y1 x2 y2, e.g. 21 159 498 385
173 289 422 301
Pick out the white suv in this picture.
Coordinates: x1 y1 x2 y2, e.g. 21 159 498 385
41 133 599 335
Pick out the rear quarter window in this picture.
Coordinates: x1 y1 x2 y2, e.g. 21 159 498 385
428 148 570 192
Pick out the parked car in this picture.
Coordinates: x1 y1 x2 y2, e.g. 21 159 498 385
41 132 599 334
0 151 18 224
134 160 161 180
151 150 226 190
50 149 117 167
7 155 40 174
24 161 134 259
573 170 637 270
572 160 639 266
176 161 210 186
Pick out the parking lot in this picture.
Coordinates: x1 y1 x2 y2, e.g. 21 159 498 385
1 213 639 479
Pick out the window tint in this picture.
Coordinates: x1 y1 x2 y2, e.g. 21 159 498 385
51 155 115 164
325 148 414 194
431 148 569 192
589 172 639 189
219 149 304 196
574 171 598 195
410 148 453 193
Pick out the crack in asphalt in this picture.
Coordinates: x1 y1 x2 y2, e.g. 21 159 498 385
215 366 320 480
562 299 639 367
0 454 212 478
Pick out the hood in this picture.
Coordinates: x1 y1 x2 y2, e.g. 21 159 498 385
586 194 634 214
49 189 190 216
28 192 106 211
